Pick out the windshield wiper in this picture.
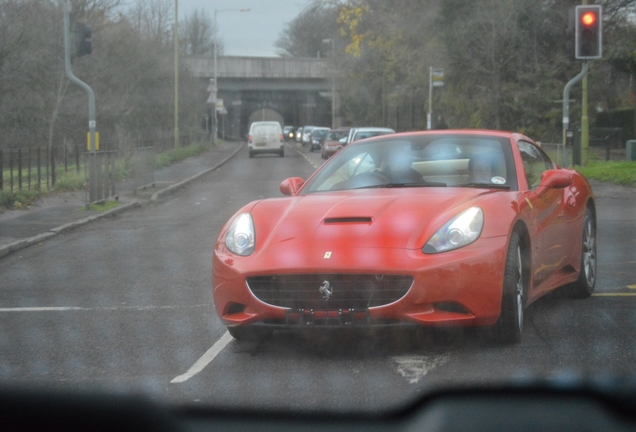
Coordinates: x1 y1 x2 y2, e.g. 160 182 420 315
460 182 510 190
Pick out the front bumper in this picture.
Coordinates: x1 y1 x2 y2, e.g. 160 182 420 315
213 236 509 329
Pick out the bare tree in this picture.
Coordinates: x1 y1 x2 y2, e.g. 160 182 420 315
181 8 216 55
125 0 174 47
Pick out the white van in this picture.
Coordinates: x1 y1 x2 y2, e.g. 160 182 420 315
248 121 284 157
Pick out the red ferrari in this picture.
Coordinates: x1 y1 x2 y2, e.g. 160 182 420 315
213 130 596 343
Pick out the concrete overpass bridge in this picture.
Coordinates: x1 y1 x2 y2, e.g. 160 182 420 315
185 56 334 139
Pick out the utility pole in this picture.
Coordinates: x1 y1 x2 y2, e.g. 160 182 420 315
427 67 444 129
174 0 179 148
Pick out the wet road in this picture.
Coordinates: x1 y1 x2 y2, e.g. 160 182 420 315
1 141 635 412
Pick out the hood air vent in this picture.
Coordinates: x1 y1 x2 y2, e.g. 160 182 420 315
324 217 372 224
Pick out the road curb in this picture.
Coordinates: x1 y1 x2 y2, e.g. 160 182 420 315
0 200 142 259
0 143 243 259
150 142 244 202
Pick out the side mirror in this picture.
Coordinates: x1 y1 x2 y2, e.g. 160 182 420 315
536 170 572 196
339 138 347 144
280 177 305 196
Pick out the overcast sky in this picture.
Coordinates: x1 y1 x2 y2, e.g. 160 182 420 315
178 0 312 57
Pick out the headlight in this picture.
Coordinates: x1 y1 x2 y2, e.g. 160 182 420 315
225 213 255 256
423 207 483 254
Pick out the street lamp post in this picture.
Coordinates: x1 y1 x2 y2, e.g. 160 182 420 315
213 8 250 145
322 38 335 129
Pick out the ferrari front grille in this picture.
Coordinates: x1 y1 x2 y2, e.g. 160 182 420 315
246 274 413 310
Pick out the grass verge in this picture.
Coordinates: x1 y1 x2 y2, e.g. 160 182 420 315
0 189 41 209
82 200 120 212
574 161 636 187
155 142 212 169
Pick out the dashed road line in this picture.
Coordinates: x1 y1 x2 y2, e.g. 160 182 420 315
171 331 233 383
289 143 321 169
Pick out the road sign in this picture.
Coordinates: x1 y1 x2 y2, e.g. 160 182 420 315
432 68 444 87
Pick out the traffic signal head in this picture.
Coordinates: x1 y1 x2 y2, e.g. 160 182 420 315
75 22 92 57
575 5 602 60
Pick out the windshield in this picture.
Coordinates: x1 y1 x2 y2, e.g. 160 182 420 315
1 0 635 420
311 128 329 138
302 134 515 192
326 131 349 141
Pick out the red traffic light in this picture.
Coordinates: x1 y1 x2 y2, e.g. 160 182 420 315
581 11 597 27
575 5 602 59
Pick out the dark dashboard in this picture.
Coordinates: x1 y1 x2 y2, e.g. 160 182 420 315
2 381 636 431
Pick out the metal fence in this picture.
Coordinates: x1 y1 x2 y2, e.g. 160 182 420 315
0 145 121 202
0 146 82 193
541 140 629 167
85 151 118 203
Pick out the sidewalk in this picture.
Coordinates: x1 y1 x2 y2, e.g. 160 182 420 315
0 141 243 258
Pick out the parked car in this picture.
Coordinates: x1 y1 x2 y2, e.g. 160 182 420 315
309 127 330 152
247 121 284 157
283 125 295 141
345 127 395 144
213 129 596 344
321 128 351 159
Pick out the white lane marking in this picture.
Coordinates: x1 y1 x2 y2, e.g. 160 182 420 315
0 304 209 312
171 331 233 384
391 355 449 384
288 143 320 169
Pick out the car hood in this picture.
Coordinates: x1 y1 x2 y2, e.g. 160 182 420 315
250 188 496 252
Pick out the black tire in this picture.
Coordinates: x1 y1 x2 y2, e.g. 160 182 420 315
227 325 273 341
321 149 326 159
559 207 596 298
279 149 284 157
248 150 254 158
491 232 526 344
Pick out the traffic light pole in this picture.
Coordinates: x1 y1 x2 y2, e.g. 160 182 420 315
581 0 590 167
562 61 588 167
63 1 97 206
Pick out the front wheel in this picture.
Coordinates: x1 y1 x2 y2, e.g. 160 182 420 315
491 232 526 344
560 207 596 298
